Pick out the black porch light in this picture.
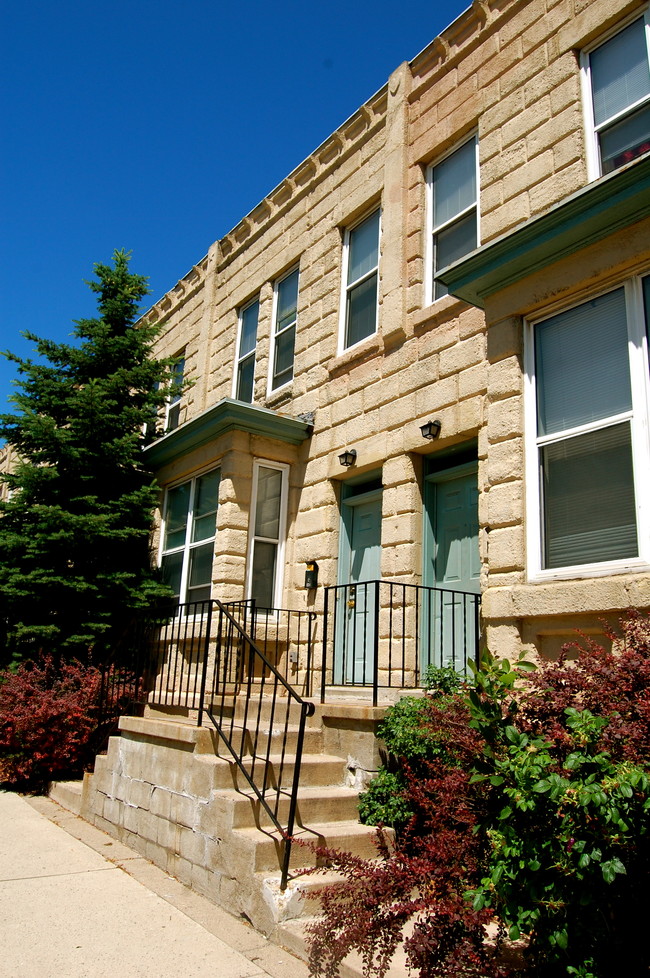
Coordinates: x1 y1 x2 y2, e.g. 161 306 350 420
420 419 442 440
338 448 357 467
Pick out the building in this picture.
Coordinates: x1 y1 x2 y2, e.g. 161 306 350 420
143 0 650 673
63 0 650 942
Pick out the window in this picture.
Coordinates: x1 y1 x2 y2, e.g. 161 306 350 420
234 298 259 403
247 461 288 608
165 355 185 431
160 469 220 605
428 135 478 302
270 267 299 392
583 14 650 178
526 277 650 577
340 209 380 350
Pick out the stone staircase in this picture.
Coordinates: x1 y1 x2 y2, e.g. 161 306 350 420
51 693 389 949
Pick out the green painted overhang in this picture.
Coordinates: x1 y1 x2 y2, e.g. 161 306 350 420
142 398 313 468
438 154 650 309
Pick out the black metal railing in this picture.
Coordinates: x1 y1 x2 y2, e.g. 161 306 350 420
321 580 481 705
224 600 317 697
147 599 215 710
199 600 315 889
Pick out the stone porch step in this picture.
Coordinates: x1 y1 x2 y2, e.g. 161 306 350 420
235 819 380 872
277 917 410 978
228 784 362 829
48 780 84 816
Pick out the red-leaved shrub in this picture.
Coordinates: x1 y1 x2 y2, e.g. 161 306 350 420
0 656 102 789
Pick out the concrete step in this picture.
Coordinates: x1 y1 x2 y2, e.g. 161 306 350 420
48 780 84 815
207 721 324 756
228 753 348 792
228 784 361 829
277 917 410 978
236 819 381 872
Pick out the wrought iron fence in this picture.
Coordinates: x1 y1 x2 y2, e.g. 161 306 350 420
321 580 481 705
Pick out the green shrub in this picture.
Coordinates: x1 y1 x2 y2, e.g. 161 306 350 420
358 768 412 829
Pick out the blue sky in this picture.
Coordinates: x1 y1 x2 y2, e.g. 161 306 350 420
1 1 469 412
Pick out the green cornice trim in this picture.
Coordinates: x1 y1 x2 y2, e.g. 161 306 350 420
142 398 313 467
438 155 650 308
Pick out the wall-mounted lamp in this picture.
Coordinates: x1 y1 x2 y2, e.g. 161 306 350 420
420 419 442 441
338 448 357 467
304 560 319 589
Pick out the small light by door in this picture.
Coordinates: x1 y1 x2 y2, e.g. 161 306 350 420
338 449 357 467
420 419 442 440
304 560 319 589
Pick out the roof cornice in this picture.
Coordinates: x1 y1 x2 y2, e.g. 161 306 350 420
438 155 650 308
142 398 313 468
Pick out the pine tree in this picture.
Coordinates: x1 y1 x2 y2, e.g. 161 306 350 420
0 251 179 666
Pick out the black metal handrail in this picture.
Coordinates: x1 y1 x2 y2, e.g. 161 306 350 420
321 580 481 705
199 600 315 890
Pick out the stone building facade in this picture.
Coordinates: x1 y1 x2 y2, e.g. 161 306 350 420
143 0 650 677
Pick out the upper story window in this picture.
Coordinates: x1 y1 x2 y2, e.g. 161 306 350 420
583 13 650 178
165 354 185 431
525 276 650 579
427 134 478 302
160 468 221 606
270 267 299 392
247 461 288 608
340 208 381 351
234 298 259 403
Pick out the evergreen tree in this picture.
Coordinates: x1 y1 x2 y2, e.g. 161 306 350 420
0 250 179 666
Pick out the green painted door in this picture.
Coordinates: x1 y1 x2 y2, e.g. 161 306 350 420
424 464 480 670
336 490 382 684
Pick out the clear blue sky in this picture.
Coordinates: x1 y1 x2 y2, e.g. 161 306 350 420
0 1 469 411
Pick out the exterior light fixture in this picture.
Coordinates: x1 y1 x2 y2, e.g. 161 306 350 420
420 419 442 440
304 560 319 589
338 449 357 467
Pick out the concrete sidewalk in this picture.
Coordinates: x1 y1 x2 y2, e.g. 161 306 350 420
0 790 310 978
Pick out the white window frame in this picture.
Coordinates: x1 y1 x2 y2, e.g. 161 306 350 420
164 353 185 432
581 9 650 181
425 133 479 306
338 208 381 354
246 459 289 610
268 266 299 395
233 296 259 403
524 276 650 582
159 467 220 607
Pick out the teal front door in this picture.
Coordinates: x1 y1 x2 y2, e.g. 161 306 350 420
424 463 480 670
336 488 382 684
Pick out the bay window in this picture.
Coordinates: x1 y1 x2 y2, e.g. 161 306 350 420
247 461 288 608
160 468 220 605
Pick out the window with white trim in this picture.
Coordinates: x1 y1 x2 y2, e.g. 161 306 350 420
340 209 380 350
583 13 650 178
428 135 478 302
247 461 288 609
160 468 220 605
165 354 185 431
234 298 259 403
526 277 650 576
270 267 299 392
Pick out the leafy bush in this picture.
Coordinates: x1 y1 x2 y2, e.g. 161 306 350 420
358 769 411 829
307 613 650 978
0 656 103 789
